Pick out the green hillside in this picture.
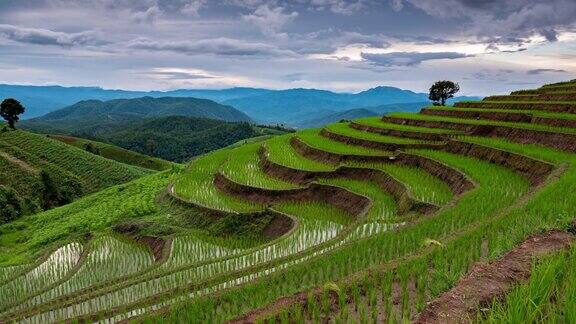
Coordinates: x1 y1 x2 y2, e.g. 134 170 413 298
47 134 173 171
0 130 151 223
1 80 576 323
25 115 291 162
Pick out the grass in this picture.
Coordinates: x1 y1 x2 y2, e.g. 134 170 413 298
5 79 576 323
425 106 576 121
173 148 265 213
325 122 436 144
296 129 390 156
480 245 576 323
265 134 334 172
347 162 454 206
220 143 301 190
47 135 173 171
354 117 461 134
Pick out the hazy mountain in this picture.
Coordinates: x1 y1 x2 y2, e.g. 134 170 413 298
1 84 481 124
224 87 480 125
21 96 251 136
0 84 270 119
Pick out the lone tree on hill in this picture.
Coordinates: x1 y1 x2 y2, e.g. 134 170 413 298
0 98 25 129
429 80 460 106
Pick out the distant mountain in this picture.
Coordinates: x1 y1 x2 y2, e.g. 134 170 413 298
0 83 481 124
349 86 427 106
0 84 271 119
297 108 379 128
21 96 251 136
224 87 480 125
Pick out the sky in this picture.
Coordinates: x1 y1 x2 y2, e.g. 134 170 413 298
0 0 575 96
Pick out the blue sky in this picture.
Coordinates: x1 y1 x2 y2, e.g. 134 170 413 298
0 0 574 95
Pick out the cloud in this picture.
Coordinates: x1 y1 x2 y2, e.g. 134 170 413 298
126 37 295 56
143 68 217 80
180 0 206 16
309 0 365 15
0 24 105 47
130 5 162 24
242 5 298 37
339 32 390 48
527 68 568 75
361 51 470 66
390 0 576 44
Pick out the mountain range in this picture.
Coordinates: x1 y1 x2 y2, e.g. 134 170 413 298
1 84 480 125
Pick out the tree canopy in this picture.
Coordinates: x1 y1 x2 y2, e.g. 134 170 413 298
0 98 25 129
429 81 460 106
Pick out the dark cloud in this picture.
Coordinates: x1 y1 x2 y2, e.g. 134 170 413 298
391 0 576 44
0 24 105 47
527 68 568 75
361 51 470 66
126 37 295 56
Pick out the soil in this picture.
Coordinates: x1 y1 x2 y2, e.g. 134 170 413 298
262 212 296 240
213 172 371 217
291 136 390 164
382 116 576 153
394 153 475 195
260 145 440 215
0 151 37 173
485 94 576 101
350 121 447 141
320 128 442 151
443 140 554 186
113 223 167 262
454 101 576 114
416 230 574 324
421 108 576 128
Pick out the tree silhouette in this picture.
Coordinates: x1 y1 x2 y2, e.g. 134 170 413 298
429 81 460 106
0 98 25 129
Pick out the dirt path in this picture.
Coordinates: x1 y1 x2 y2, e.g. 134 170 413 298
416 230 574 323
0 151 37 173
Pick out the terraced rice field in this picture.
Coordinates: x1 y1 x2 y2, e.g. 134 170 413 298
2 80 576 323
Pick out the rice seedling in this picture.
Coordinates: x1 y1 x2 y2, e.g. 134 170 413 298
325 122 437 144
9 236 154 312
296 129 390 156
0 243 83 310
347 162 454 206
173 148 265 213
265 135 334 171
387 112 576 135
354 116 460 134
221 143 301 190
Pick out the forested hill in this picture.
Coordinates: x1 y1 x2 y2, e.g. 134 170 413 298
0 129 151 223
39 116 289 162
20 96 251 134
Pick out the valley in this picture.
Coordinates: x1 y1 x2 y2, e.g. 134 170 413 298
1 80 575 323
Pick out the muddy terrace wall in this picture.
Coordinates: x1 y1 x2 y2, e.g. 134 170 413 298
349 121 447 141
454 101 576 114
319 128 443 151
444 141 554 186
214 172 371 218
166 183 296 241
421 108 576 128
290 137 390 164
382 116 576 153
484 94 576 101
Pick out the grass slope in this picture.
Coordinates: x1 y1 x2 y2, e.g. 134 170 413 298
47 134 172 171
0 129 151 222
